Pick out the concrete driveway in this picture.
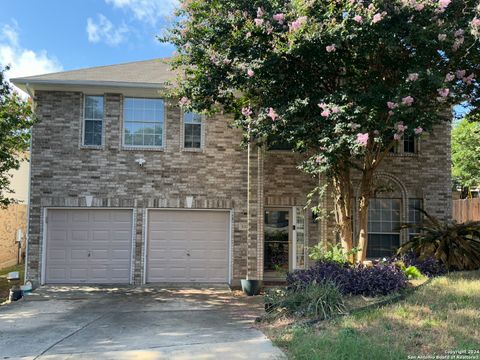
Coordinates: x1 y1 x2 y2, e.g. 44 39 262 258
0 286 285 360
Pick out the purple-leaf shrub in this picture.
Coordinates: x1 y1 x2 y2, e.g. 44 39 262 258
287 261 407 297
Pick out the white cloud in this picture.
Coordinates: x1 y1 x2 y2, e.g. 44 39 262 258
105 0 178 26
0 22 62 85
86 14 129 46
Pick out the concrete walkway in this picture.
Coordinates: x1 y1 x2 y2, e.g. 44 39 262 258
0 286 285 359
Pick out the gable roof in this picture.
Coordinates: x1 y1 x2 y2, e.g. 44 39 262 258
11 58 177 92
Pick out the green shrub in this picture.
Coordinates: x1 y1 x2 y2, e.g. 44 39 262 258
309 243 360 264
265 281 346 320
399 210 480 271
402 265 423 279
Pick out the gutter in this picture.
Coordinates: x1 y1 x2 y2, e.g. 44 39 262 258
11 78 166 89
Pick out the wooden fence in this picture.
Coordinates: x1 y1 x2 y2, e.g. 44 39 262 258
452 198 480 223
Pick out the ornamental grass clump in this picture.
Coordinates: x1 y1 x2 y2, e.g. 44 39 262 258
265 281 346 319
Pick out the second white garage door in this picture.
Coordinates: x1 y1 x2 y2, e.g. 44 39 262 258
146 210 230 283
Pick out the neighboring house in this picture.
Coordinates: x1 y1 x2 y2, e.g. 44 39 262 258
12 59 451 287
0 153 29 269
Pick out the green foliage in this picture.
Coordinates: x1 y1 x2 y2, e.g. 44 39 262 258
402 265 423 279
452 116 480 193
0 66 35 208
163 0 480 173
265 281 346 320
399 210 480 271
309 243 360 264
163 0 480 255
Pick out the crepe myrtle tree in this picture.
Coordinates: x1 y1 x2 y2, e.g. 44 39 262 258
0 66 35 208
161 0 480 262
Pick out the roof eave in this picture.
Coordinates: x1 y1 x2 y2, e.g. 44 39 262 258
11 78 167 90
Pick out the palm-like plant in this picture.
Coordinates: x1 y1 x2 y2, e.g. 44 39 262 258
398 210 480 271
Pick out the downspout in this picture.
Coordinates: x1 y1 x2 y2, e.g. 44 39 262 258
23 83 34 284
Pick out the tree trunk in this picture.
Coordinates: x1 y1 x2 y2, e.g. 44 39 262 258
332 167 354 259
356 167 375 263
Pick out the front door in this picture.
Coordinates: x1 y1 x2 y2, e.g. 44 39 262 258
264 207 307 279
264 209 290 279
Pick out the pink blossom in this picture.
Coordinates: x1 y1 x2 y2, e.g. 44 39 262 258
437 88 450 97
388 110 395 116
257 7 264 18
444 73 455 82
246 32 251 38
254 18 264 26
394 133 402 141
407 73 419 81
471 18 480 27
317 103 327 110
267 108 278 121
415 3 424 11
247 69 254 77
353 15 363 23
315 155 324 164
321 109 331 117
396 123 407 132
438 33 447 41
387 101 398 109
332 106 340 113
241 107 252 117
463 74 475 84
454 29 465 37
372 13 384 23
289 16 307 32
438 0 451 10
456 69 466 79
414 127 423 135
179 96 190 107
356 133 369 147
326 44 336 53
273 13 285 24
402 96 414 106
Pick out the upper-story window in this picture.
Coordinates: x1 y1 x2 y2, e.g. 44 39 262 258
386 134 417 154
123 97 164 148
183 111 203 149
83 95 104 146
403 134 416 153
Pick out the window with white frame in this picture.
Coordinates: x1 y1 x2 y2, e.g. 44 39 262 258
183 111 202 149
83 95 104 146
123 98 164 148
367 198 401 258
408 198 423 239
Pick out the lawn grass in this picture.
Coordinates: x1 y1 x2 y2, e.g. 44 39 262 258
262 271 480 359
0 264 25 303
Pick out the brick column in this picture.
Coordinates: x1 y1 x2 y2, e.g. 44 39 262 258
246 142 264 280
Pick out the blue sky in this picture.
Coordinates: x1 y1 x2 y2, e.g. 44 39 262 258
0 0 177 79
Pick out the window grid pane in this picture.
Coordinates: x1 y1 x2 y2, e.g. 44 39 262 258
83 95 103 146
183 112 202 149
408 198 423 236
404 134 416 153
367 198 401 258
123 97 164 147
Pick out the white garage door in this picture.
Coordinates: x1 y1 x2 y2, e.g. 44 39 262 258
146 210 230 283
45 209 133 284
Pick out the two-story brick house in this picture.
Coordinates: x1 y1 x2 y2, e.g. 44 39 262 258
12 58 451 287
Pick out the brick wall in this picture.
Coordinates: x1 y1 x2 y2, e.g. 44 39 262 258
27 90 451 285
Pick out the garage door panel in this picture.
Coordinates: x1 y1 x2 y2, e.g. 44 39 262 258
46 209 133 284
147 210 229 283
